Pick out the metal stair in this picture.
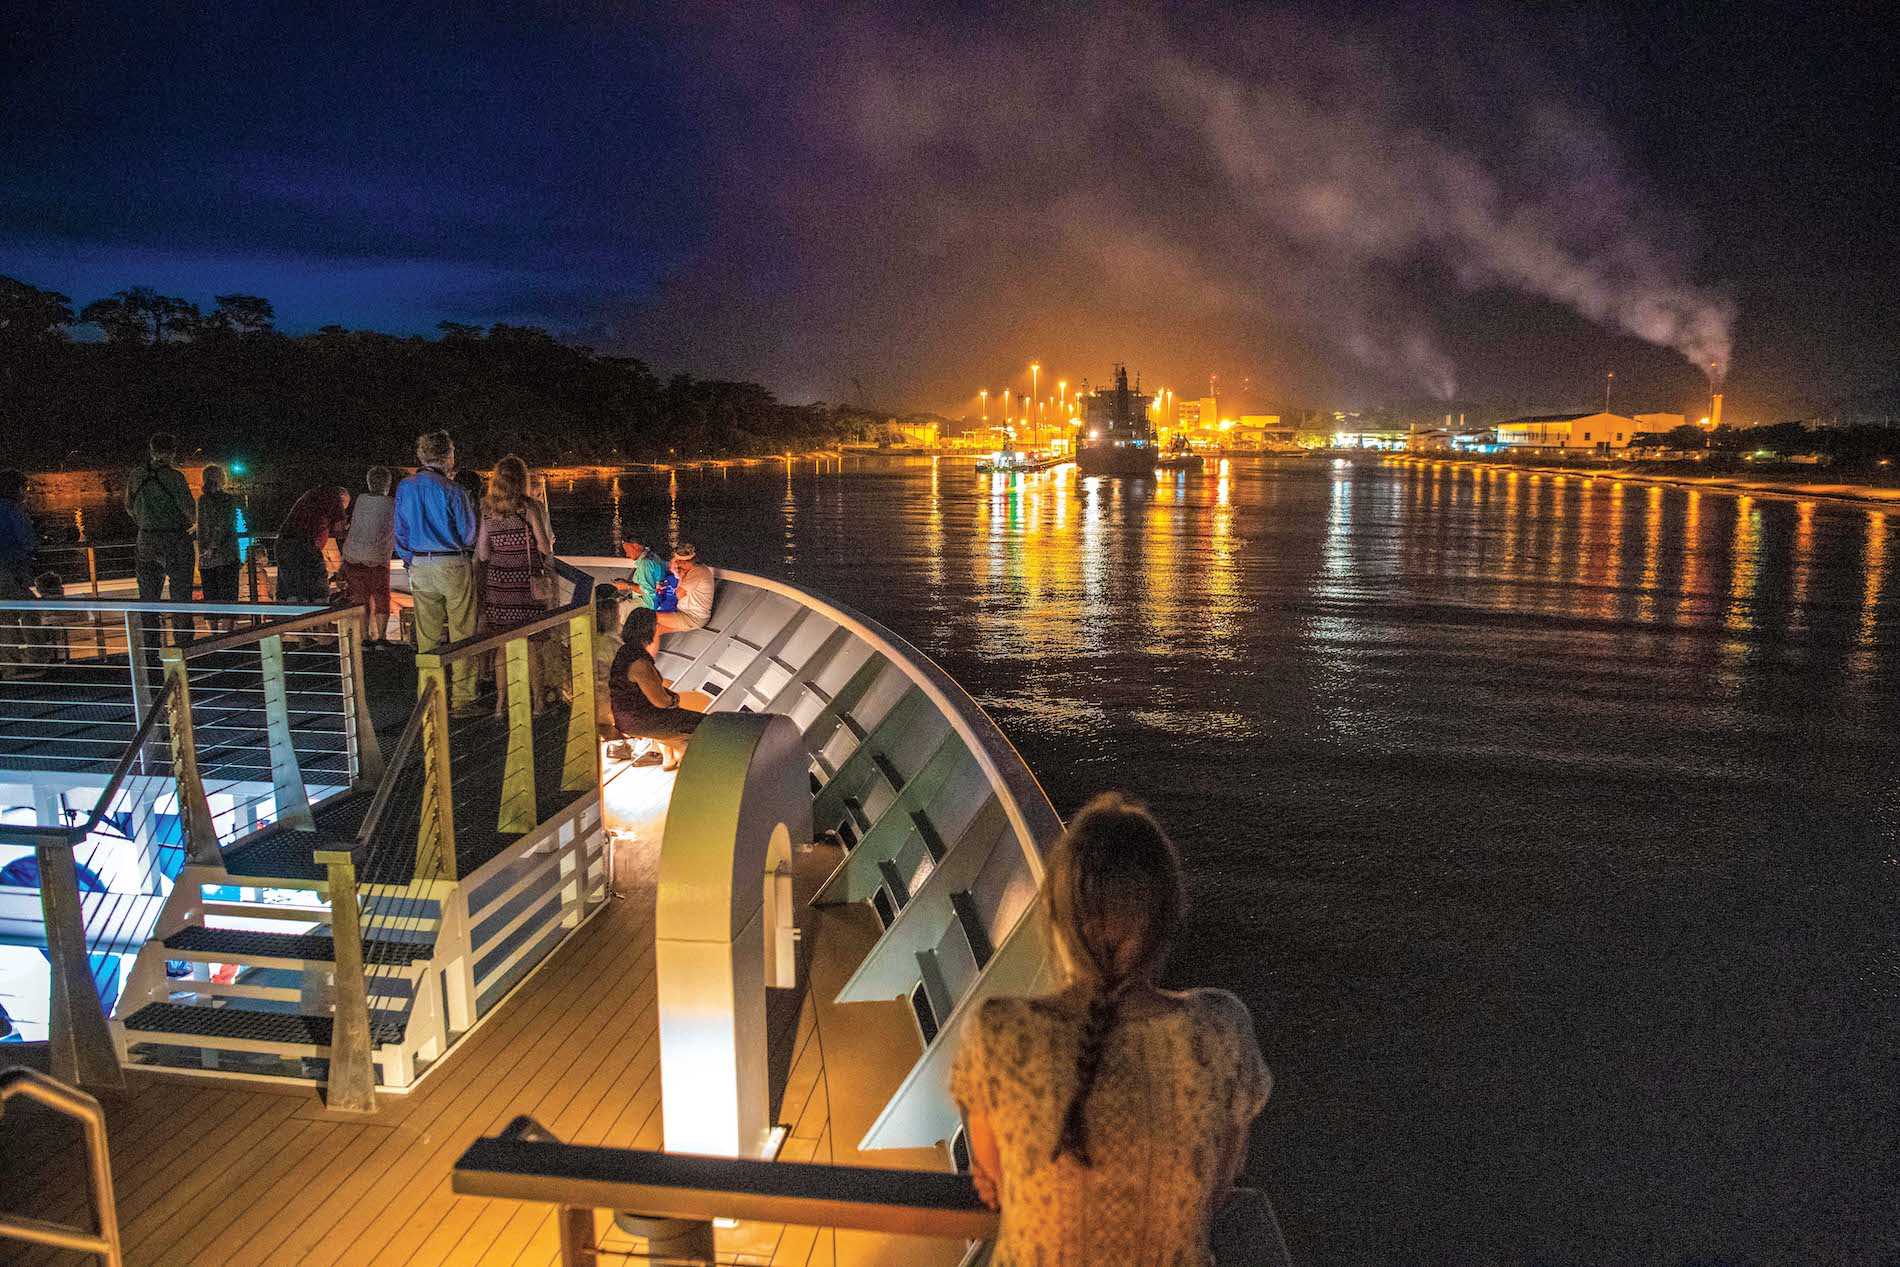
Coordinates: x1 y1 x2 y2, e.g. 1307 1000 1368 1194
119 1002 409 1048
161 924 435 968
113 783 450 1087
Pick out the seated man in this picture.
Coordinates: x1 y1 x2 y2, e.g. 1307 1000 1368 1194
616 536 668 609
654 543 714 635
607 607 703 770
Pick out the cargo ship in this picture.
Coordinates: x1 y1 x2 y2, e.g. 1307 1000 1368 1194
1076 364 1159 476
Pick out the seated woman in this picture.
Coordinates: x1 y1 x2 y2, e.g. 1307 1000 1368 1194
951 792 1270 1265
607 606 703 770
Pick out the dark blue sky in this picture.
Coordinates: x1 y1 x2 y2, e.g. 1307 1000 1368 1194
2 6 704 330
4 3 1896 417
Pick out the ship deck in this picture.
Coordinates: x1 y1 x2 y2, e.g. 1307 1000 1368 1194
0 784 958 1267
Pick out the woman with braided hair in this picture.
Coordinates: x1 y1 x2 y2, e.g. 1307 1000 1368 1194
950 793 1271 1264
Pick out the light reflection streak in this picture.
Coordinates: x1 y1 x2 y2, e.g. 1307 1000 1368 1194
1599 479 1625 622
1683 490 1709 619
924 457 944 587
1788 500 1815 631
1853 511 1887 677
1638 485 1663 624
781 458 797 566
1722 495 1760 644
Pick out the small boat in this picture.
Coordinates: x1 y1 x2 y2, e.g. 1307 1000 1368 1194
1155 436 1204 471
976 448 1066 473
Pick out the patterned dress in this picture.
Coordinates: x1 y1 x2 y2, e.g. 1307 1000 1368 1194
950 988 1270 1266
480 514 543 633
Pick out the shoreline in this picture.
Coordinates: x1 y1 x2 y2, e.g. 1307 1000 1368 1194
1388 454 1900 513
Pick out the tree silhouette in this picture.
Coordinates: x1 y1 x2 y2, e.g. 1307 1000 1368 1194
1 275 891 467
211 294 276 335
0 276 75 342
79 286 202 344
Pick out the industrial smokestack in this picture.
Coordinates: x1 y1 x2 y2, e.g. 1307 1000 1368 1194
1710 393 1724 429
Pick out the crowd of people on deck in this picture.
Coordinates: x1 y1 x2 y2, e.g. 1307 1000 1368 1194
0 430 718 767
6 434 1281 1261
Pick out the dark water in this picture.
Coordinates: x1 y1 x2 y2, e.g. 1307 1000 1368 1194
30 457 1900 1262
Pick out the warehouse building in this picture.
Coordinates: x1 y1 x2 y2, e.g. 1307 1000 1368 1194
1495 411 1641 453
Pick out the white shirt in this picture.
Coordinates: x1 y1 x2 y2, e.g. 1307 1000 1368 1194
674 566 715 626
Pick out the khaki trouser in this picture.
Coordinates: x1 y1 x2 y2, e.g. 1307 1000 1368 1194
409 555 477 708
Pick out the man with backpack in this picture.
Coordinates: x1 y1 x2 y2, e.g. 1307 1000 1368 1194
125 432 197 642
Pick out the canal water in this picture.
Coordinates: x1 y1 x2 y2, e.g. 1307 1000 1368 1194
26 457 1900 1262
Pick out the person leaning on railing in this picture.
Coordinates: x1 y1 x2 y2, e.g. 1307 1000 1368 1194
340 465 397 645
395 429 481 714
951 793 1271 1266
124 432 196 641
196 464 243 608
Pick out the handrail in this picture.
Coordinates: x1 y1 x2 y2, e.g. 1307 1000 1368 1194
558 558 1060 875
353 677 437 849
453 1129 997 1241
74 675 178 840
0 1067 124 1265
0 598 320 615
429 557 597 665
0 676 177 844
180 604 349 656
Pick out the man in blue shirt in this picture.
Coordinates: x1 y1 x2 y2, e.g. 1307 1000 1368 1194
616 536 668 608
394 430 480 713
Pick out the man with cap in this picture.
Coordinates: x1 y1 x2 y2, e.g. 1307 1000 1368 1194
655 543 715 635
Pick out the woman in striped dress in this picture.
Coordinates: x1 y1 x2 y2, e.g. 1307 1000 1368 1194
475 455 552 714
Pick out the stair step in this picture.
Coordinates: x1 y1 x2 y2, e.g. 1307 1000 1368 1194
219 830 351 884
121 1002 407 1047
164 925 434 967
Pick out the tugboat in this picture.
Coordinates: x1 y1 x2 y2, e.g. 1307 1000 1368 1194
1077 364 1159 476
1155 434 1205 471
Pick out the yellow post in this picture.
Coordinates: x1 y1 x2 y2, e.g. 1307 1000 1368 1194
562 609 598 793
415 657 458 882
161 649 221 866
498 635 536 835
314 847 377 1116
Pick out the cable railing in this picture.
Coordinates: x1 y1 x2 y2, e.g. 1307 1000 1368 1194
31 534 280 603
0 596 380 1090
307 559 600 1110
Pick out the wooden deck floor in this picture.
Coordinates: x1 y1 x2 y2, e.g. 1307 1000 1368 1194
1 831 967 1266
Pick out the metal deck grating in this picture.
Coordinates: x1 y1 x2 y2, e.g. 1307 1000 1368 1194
220 828 348 881
121 1001 408 1046
164 924 434 966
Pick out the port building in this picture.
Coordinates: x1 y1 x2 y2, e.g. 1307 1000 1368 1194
1496 411 1641 453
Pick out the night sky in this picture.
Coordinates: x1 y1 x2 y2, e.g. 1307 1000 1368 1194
5 2 1896 420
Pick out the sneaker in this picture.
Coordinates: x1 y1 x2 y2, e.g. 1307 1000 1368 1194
632 751 664 768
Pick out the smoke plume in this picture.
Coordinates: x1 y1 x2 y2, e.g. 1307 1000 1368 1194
620 4 1734 405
